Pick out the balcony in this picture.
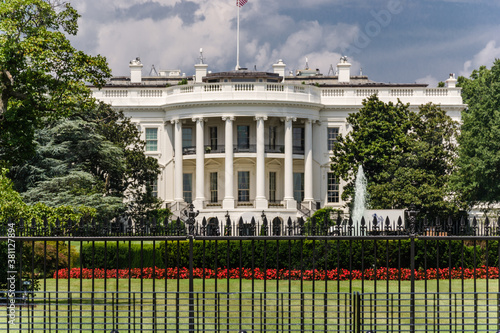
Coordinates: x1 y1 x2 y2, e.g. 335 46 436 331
265 145 284 153
204 200 222 208
293 145 305 154
94 83 462 110
233 144 256 153
236 201 255 208
204 145 225 154
182 144 304 155
182 146 196 155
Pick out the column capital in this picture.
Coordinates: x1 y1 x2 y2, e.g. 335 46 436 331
282 116 297 122
192 117 204 123
170 118 181 124
222 116 235 122
254 116 268 121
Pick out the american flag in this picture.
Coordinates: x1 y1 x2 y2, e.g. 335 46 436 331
237 0 248 7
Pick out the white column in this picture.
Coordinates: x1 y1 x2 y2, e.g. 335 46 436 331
194 117 205 209
304 119 314 205
255 116 268 209
223 116 235 209
172 119 183 202
283 117 296 209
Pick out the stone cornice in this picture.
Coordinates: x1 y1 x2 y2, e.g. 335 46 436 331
159 100 324 112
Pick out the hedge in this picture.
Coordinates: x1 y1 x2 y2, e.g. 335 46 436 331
79 239 498 271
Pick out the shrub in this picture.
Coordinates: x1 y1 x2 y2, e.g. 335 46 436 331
80 242 165 269
74 239 489 272
21 241 78 278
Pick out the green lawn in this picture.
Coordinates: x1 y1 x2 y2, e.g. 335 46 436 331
2 278 499 332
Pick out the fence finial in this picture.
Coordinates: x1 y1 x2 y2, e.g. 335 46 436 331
407 204 418 236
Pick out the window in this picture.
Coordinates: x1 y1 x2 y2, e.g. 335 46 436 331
293 172 304 202
327 173 339 203
182 128 193 148
269 172 277 202
183 173 193 203
269 126 277 149
209 127 218 149
210 172 218 203
147 179 158 198
238 171 250 202
328 127 339 151
145 128 158 151
237 125 250 149
293 127 304 153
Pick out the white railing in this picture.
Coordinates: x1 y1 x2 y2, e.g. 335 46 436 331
234 84 254 91
425 88 448 96
104 90 128 98
390 89 414 97
180 86 194 94
266 84 284 92
94 83 461 107
322 89 345 97
139 89 163 98
356 89 379 97
294 86 306 94
204 84 222 92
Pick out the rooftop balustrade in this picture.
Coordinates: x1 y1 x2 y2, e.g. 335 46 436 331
93 82 462 108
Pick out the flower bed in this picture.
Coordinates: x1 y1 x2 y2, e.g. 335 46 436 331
54 266 499 281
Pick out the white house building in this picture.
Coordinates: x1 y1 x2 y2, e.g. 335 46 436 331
91 57 464 222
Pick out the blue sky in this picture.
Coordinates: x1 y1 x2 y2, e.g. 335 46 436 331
69 0 500 87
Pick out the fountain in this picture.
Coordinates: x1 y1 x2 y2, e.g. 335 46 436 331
350 165 405 233
351 165 367 229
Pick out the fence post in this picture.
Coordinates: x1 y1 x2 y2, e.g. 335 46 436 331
355 292 361 333
189 235 195 332
408 205 419 333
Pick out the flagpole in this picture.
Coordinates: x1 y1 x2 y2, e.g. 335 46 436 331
236 1 240 70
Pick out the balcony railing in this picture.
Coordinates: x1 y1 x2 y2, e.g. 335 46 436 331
204 200 222 208
183 144 304 155
265 145 285 153
95 83 462 110
293 145 305 154
236 201 255 208
182 146 196 155
233 144 256 153
268 200 284 207
204 145 225 154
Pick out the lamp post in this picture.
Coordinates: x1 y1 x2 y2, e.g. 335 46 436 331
183 203 199 236
22 280 31 305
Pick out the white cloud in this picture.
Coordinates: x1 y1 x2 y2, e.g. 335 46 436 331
70 0 362 77
460 40 500 77
416 75 439 88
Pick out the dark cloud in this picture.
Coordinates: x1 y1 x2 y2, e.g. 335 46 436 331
116 0 202 25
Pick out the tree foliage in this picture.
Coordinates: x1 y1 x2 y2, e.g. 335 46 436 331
9 102 163 220
0 0 111 166
0 168 96 224
330 95 460 217
453 59 500 209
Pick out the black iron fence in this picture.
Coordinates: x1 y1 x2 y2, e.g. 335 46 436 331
1 209 500 332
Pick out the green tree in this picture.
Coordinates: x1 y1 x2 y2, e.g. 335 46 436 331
0 168 96 224
0 0 110 166
453 60 500 210
10 102 163 220
331 95 459 217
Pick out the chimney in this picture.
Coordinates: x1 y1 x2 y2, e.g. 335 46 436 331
445 73 457 88
129 57 143 83
272 59 286 81
194 63 208 83
337 56 351 83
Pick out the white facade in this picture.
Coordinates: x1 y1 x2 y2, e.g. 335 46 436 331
92 59 464 222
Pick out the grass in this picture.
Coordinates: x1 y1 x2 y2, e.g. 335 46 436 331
2 278 499 332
